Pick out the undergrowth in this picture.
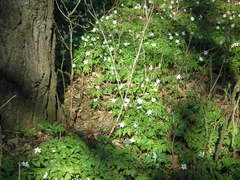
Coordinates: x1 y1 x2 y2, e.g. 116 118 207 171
2 0 240 179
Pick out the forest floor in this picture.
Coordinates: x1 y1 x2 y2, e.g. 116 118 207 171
64 76 115 136
2 0 240 179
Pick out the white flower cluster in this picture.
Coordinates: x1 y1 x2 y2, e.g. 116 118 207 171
181 163 187 170
21 161 30 168
231 42 240 48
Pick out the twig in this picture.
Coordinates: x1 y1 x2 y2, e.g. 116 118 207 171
18 162 21 180
208 61 224 99
55 0 70 22
109 5 154 135
214 95 240 161
69 0 82 17
55 0 83 120
0 95 17 110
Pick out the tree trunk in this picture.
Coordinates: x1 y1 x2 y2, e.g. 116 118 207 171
0 0 65 129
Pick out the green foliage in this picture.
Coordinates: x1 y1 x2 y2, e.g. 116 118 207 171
1 136 166 179
3 0 240 179
71 0 240 178
173 98 225 155
37 121 65 136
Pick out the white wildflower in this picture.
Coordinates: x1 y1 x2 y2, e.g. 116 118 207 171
151 98 157 102
176 74 181 80
119 122 125 128
109 46 114 52
95 86 100 90
129 137 136 143
123 42 130 47
133 123 138 128
21 161 30 168
72 63 76 68
111 98 117 103
107 57 111 62
151 43 157 47
134 4 141 9
199 56 204 62
43 172 48 179
124 98 130 104
191 17 195 21
52 149 56 153
123 103 129 107
83 59 89 65
147 110 153 116
91 37 96 41
119 84 124 89
203 51 208 55
156 79 161 84
219 40 224 45
152 152 157 161
199 151 205 158
136 98 144 104
149 32 154 37
103 40 107 44
34 147 41 154
231 42 240 48
85 51 91 56
181 164 187 170
112 20 117 25
91 27 97 32
81 36 87 41
149 65 153 70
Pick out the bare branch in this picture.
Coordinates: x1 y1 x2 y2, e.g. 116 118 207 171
55 0 70 22
0 95 17 110
69 0 82 17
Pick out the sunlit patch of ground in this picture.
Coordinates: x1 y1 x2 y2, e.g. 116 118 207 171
64 76 115 136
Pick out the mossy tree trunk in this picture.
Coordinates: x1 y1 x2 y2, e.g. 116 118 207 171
0 0 65 130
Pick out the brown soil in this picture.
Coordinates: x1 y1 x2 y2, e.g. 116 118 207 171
64 76 115 136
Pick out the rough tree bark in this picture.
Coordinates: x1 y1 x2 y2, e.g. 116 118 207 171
0 0 65 130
